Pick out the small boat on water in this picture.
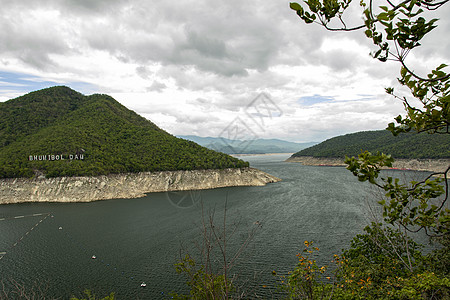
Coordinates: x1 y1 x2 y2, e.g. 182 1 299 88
140 282 147 287
91 255 96 259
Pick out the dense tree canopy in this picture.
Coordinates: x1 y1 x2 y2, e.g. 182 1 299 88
293 129 450 158
0 86 249 178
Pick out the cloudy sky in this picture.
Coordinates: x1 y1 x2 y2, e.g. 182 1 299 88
1 0 449 143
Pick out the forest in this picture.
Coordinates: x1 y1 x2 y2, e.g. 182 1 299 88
292 130 450 159
0 86 249 178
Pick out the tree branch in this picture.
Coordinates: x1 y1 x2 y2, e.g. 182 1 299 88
399 57 450 83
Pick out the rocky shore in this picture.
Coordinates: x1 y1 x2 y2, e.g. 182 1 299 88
286 156 450 173
0 167 281 204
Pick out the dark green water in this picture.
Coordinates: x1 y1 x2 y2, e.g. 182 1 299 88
0 154 426 299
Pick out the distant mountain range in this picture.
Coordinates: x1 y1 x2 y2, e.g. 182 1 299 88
0 86 248 178
178 135 317 154
291 130 450 159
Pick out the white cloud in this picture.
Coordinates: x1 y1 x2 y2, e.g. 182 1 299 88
0 0 448 143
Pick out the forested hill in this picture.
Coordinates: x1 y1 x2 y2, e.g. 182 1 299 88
292 130 450 159
0 86 249 178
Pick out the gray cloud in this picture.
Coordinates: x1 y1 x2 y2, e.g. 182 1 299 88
322 49 360 72
38 0 285 77
147 81 167 92
186 98 214 111
0 10 69 70
1 0 447 76
62 0 127 11
181 30 229 60
0 0 448 142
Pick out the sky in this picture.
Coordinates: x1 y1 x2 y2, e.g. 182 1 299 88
0 0 449 143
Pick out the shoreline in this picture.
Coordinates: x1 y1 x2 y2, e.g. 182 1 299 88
231 153 294 157
0 167 281 205
286 156 450 173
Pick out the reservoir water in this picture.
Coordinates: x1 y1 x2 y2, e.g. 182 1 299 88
0 154 429 299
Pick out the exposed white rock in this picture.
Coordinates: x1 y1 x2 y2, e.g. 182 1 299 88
0 167 281 204
286 156 450 173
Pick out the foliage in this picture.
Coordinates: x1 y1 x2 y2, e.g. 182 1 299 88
292 130 450 159
386 64 450 136
334 223 449 299
171 254 233 300
290 0 449 136
171 201 260 299
0 86 249 178
334 223 421 298
289 0 449 238
389 272 450 300
0 86 88 148
274 241 332 299
342 223 422 270
419 235 450 276
280 224 449 299
0 278 52 299
346 151 449 236
69 289 115 300
287 0 450 298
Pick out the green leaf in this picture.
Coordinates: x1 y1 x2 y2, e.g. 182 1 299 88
377 12 389 21
436 63 448 71
290 2 302 11
400 67 407 77
431 109 441 120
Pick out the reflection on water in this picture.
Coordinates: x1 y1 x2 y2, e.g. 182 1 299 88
0 154 431 298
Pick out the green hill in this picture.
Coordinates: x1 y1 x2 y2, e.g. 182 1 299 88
0 86 249 178
292 130 450 159
0 86 89 147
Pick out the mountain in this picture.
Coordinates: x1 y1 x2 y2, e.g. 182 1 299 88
0 86 249 178
179 135 317 154
291 130 450 159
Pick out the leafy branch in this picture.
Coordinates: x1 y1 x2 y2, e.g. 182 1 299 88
345 151 449 236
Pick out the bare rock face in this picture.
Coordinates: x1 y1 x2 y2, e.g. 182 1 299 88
285 156 346 167
286 156 450 173
0 168 281 204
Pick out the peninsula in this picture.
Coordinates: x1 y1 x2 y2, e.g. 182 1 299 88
287 130 450 173
0 86 280 204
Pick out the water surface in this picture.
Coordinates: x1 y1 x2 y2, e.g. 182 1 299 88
1 154 419 298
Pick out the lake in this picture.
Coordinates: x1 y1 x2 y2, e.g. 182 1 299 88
0 154 428 299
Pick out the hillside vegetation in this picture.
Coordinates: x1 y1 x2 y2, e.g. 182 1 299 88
0 86 249 178
292 130 450 159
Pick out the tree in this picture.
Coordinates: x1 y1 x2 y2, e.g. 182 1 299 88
171 200 261 299
289 0 449 237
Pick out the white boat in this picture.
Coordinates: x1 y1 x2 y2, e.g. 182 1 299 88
140 282 147 287
91 255 96 259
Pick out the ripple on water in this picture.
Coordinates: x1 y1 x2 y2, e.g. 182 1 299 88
0 155 432 298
